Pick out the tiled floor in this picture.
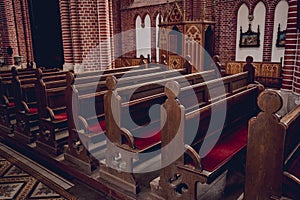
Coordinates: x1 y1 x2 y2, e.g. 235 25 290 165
0 141 248 200
0 156 75 200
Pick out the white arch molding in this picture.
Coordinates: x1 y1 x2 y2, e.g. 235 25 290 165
136 15 151 59
236 2 266 62
156 14 160 62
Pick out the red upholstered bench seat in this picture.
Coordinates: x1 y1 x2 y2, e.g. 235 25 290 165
54 112 68 121
202 125 248 172
187 125 248 173
125 127 161 150
88 120 106 134
8 102 14 107
28 107 38 114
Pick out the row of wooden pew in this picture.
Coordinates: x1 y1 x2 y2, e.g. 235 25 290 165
0 63 298 199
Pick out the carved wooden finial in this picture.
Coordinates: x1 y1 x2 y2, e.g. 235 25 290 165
165 81 180 99
66 72 75 86
36 68 43 80
106 75 117 91
257 90 282 114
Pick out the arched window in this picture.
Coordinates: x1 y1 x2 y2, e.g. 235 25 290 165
272 0 288 62
136 14 151 59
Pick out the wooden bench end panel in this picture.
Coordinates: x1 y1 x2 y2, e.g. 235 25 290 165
245 89 286 200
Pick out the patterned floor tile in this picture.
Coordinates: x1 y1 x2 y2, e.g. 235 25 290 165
3 165 29 177
0 157 74 200
0 182 24 199
30 182 61 198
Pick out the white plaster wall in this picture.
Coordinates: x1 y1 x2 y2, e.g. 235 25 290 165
136 15 151 59
236 4 250 61
156 14 160 62
236 2 266 62
271 0 289 62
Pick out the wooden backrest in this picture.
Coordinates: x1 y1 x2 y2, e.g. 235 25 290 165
12 76 36 111
162 74 258 146
104 70 218 144
225 60 281 78
225 61 243 74
65 68 193 133
35 69 68 118
244 90 300 200
115 70 217 101
73 66 162 86
260 62 281 78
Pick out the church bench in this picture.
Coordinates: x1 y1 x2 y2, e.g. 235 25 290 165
68 66 164 97
35 65 164 155
64 67 198 173
72 66 162 85
12 76 39 143
101 70 241 194
11 69 70 143
0 68 60 134
150 78 262 199
35 70 70 155
225 61 282 88
244 90 300 200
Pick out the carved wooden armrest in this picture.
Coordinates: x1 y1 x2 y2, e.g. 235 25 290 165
2 95 9 106
283 171 300 185
46 106 55 121
184 144 202 170
77 115 89 133
20 101 30 112
27 102 37 107
52 106 66 113
120 128 135 149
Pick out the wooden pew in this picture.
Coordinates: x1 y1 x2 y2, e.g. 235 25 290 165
12 69 71 143
35 69 70 155
100 71 246 194
0 68 59 134
225 61 282 88
36 65 165 155
244 90 300 200
149 77 263 199
64 67 207 173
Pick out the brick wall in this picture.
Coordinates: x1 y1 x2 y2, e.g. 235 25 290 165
116 1 183 58
59 0 73 66
282 0 300 95
0 0 33 66
59 0 113 71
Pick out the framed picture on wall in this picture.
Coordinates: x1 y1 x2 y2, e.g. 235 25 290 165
239 24 260 47
276 24 286 47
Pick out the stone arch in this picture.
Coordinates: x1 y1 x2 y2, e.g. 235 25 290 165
233 0 251 16
252 0 269 14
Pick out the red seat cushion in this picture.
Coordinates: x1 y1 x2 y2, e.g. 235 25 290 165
201 126 248 172
54 113 67 121
28 107 38 114
8 102 14 107
88 120 106 133
131 127 161 150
